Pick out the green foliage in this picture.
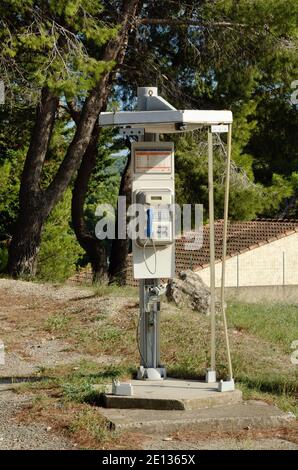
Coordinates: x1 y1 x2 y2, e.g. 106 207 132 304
1 0 298 284
0 104 32 240
80 127 125 266
45 313 71 332
123 0 298 220
0 149 24 240
37 189 84 282
0 1 118 99
84 129 123 235
174 133 263 220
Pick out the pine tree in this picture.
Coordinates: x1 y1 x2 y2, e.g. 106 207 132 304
0 0 140 277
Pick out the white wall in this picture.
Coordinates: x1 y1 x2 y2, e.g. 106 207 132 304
198 232 298 287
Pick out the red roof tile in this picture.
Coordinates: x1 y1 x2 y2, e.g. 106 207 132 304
123 219 298 285
175 219 298 272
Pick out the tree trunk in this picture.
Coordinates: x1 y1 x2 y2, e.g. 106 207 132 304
8 88 58 277
89 239 108 283
108 149 132 284
70 0 140 283
7 0 140 278
7 200 46 277
71 124 108 283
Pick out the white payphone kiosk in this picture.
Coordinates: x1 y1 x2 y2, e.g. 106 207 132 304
99 87 234 390
132 141 175 280
131 141 175 380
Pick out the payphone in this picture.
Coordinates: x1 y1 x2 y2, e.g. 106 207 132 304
99 86 235 389
131 141 175 281
135 190 173 247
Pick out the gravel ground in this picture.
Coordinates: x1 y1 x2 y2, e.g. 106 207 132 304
0 278 122 450
144 436 298 450
0 388 75 450
0 278 297 451
0 278 123 378
0 278 94 302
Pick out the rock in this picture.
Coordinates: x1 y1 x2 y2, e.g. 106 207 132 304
166 270 223 315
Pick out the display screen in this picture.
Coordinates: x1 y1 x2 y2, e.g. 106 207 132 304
134 148 172 174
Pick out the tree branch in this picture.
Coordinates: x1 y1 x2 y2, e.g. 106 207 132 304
20 87 58 204
136 18 247 28
65 99 81 124
44 0 140 213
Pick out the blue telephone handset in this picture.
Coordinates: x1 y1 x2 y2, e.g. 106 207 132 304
146 207 154 238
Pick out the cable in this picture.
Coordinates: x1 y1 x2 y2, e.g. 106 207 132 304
136 310 148 369
142 237 157 275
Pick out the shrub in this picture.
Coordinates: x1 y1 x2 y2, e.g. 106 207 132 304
37 189 84 282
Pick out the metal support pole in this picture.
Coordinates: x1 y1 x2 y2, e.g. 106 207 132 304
139 279 161 369
207 128 216 380
137 87 165 380
220 124 233 380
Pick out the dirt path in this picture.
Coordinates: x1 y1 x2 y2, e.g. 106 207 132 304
0 278 121 377
0 388 75 450
0 278 297 450
143 435 298 450
0 278 121 450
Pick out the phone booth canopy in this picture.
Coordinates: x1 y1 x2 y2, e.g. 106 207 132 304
99 87 234 390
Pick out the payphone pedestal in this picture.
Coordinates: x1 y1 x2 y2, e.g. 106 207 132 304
137 279 166 380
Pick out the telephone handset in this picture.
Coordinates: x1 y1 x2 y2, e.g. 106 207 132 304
146 207 154 239
136 190 173 247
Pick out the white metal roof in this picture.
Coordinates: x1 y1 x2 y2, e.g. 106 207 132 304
99 109 233 134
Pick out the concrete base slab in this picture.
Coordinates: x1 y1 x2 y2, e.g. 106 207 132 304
100 378 242 410
100 401 295 434
144 436 298 451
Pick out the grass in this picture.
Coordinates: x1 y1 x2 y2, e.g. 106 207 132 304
227 302 298 416
68 408 115 444
91 283 138 298
228 302 298 353
59 298 297 416
16 360 136 448
10 284 298 447
17 392 122 449
45 313 71 332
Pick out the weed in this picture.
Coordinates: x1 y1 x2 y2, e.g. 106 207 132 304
45 313 71 332
62 379 98 403
92 283 138 298
68 408 117 444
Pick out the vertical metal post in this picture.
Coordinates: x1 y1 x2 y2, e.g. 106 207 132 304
139 279 161 369
208 128 216 374
220 124 233 380
137 87 164 379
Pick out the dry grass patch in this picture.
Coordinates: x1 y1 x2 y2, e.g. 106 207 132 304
171 421 298 446
16 395 145 450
